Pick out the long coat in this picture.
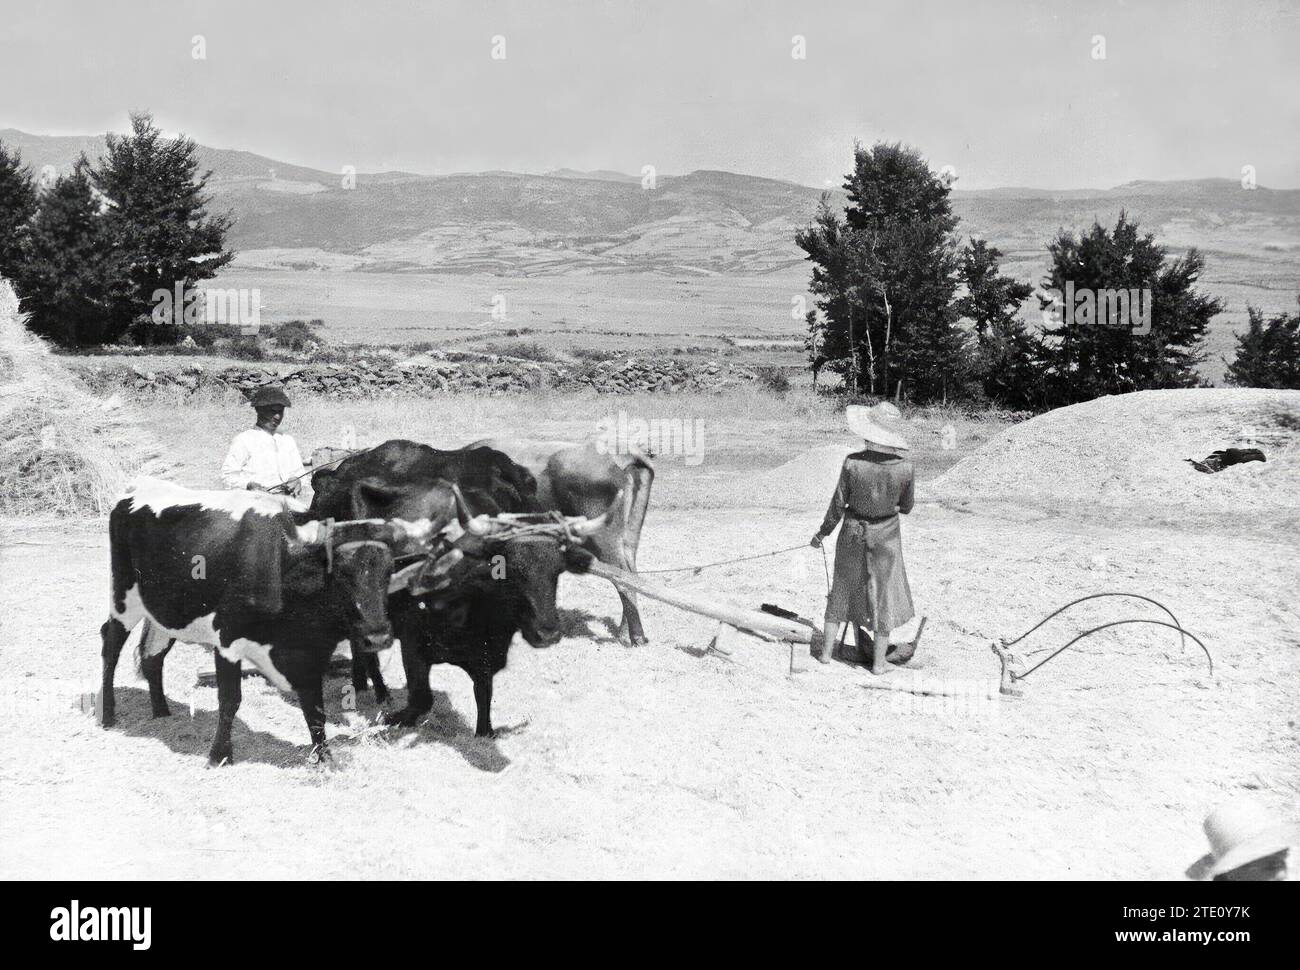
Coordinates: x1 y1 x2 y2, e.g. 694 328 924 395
817 450 915 631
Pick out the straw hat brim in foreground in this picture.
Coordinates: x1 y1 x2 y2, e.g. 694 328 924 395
1208 822 1300 876
846 404 910 453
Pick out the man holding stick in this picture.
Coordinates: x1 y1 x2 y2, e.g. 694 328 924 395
220 384 310 510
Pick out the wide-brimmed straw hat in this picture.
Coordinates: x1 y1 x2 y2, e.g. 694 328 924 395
1188 797 1298 878
846 403 909 454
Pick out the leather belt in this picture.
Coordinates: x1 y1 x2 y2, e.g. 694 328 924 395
844 510 897 525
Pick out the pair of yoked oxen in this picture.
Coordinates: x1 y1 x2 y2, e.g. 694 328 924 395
99 438 653 764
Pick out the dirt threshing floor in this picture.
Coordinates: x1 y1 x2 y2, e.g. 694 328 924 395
2 473 1296 878
2 383 1298 879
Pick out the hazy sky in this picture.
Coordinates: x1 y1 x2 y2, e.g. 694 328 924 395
2 0 1297 189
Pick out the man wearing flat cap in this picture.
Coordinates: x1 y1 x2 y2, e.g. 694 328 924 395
220 384 309 509
811 402 918 675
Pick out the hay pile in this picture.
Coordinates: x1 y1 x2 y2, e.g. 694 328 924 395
0 280 169 516
927 388 1300 522
702 443 854 510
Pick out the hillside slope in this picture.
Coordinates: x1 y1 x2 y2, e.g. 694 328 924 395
8 128 1299 279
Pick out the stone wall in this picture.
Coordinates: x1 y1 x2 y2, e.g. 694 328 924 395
69 354 760 399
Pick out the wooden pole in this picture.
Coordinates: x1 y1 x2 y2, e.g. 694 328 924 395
578 561 992 700
582 559 815 643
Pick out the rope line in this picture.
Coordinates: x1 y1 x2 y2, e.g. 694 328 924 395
638 543 810 575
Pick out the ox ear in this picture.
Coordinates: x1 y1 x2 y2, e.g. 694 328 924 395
498 460 541 512
226 511 287 615
309 466 336 496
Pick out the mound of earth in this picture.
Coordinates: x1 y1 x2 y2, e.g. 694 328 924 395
927 388 1300 529
709 442 854 510
0 279 170 516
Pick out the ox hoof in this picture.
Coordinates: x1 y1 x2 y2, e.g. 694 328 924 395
380 707 424 728
151 703 172 718
100 713 116 729
474 728 497 740
207 749 234 768
373 687 391 706
307 744 335 767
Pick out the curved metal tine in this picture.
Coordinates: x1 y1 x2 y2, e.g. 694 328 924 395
1012 592 1188 656
1016 619 1212 681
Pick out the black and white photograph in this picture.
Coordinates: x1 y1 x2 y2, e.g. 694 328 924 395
0 0 1297 912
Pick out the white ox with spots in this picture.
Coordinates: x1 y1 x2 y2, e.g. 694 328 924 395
99 478 448 764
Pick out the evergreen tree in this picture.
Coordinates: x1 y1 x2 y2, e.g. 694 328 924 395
955 237 1041 408
798 198 858 384
977 318 1047 411
92 112 233 343
1038 212 1221 405
1225 300 1300 389
797 142 967 401
955 238 1033 343
0 140 37 284
17 157 120 346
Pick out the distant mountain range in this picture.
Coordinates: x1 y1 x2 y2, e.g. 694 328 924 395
5 128 1298 281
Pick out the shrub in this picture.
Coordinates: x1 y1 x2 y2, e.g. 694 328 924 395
309 345 361 364
568 346 616 363
176 322 242 348
481 340 559 363
270 319 325 352
755 366 792 395
228 337 265 361
1226 302 1300 389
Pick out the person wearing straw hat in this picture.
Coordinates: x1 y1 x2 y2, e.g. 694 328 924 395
220 384 310 510
810 402 916 674
1186 796 1298 881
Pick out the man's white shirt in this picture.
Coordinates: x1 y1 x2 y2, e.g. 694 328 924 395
221 428 308 498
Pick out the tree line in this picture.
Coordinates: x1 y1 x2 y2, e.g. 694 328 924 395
797 141 1300 407
0 113 232 347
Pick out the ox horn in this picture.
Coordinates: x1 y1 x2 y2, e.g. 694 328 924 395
448 482 476 528
446 482 508 537
565 488 623 538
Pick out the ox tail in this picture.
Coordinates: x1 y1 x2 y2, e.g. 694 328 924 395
133 620 173 680
621 445 655 570
132 622 147 680
106 498 137 631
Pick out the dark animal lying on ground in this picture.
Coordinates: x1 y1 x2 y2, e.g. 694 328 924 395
99 478 445 764
307 440 616 736
1186 448 1266 473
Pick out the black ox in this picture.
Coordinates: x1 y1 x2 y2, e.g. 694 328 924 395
308 441 613 737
